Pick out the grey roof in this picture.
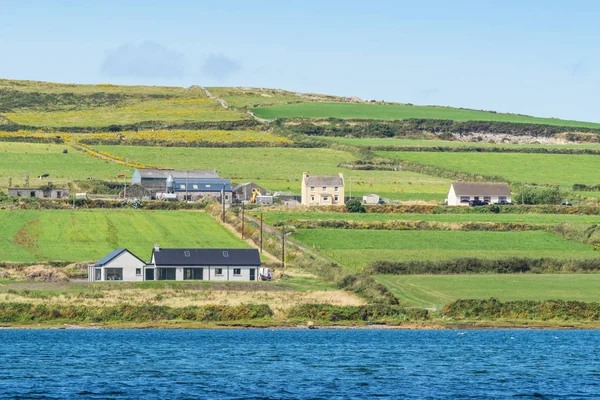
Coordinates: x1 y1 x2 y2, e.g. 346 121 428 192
451 182 511 196
95 249 146 267
136 169 219 179
152 248 261 266
172 178 232 192
305 175 344 186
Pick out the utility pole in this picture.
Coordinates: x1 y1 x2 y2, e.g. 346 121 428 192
281 226 285 268
241 202 245 239
185 170 188 201
522 181 524 205
221 185 226 222
349 177 352 199
260 212 263 253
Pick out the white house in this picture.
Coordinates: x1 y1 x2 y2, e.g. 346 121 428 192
150 246 262 281
88 248 147 282
447 182 511 206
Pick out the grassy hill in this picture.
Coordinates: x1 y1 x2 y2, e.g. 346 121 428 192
0 209 249 263
251 102 600 128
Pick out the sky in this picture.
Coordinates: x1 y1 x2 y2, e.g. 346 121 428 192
0 0 599 122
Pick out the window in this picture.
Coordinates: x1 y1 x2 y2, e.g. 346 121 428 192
179 184 185 190
311 196 315 201
310 186 315 192
30 191 36 197
205 184 211 188
193 184 199 190
233 268 241 275
215 268 223 276
334 187 339 192
323 196 329 201
322 186 326 192
135 268 141 275
484 196 491 202
56 191 62 198
95 268 101 281
158 268 176 280
184 268 203 280
334 196 339 201
460 196 469 203
105 268 123 281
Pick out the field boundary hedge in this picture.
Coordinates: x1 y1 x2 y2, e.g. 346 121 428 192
286 304 429 321
442 298 600 321
368 145 600 155
0 303 273 323
370 258 600 275
0 197 210 210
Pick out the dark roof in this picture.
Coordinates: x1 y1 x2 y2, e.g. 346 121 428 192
152 248 261 266
172 177 232 192
135 169 219 179
305 175 344 186
95 248 146 267
451 182 511 196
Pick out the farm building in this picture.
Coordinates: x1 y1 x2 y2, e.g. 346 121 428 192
88 248 147 282
362 194 380 205
90 246 262 282
301 172 345 206
132 168 232 202
447 182 511 206
233 182 268 203
8 187 70 199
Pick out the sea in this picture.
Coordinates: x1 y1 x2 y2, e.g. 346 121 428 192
0 329 599 399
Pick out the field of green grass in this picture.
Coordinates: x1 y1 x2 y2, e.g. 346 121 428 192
377 274 600 310
378 151 600 186
0 142 130 190
93 145 451 200
257 211 600 226
0 209 249 263
252 102 600 129
292 229 597 267
316 137 600 149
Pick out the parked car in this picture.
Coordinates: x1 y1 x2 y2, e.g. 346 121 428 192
495 200 513 205
561 201 572 206
469 199 489 207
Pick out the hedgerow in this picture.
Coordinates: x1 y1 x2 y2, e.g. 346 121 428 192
286 304 428 321
442 298 600 321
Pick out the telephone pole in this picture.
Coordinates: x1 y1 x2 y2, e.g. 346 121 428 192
260 212 263 253
281 226 286 268
241 202 245 239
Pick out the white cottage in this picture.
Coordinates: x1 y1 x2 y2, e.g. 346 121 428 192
447 182 511 206
149 246 261 281
88 248 147 282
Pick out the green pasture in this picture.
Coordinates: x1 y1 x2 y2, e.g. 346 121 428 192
252 102 600 129
291 229 597 267
0 209 248 263
378 151 600 186
316 137 600 149
257 211 600 226
377 274 600 310
0 142 130 190
93 145 450 200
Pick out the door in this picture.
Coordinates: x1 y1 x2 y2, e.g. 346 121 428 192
145 269 154 281
249 268 256 281
94 268 102 281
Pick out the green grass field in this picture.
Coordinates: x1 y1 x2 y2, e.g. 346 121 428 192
93 145 451 200
0 209 249 263
316 137 600 149
378 151 600 186
257 211 600 226
292 229 597 267
0 142 131 190
377 274 600 310
252 102 600 128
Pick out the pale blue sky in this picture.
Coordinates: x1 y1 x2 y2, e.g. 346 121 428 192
1 0 598 121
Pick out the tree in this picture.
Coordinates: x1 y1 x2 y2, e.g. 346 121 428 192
346 199 366 213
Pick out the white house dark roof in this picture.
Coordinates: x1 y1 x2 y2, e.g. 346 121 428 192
152 248 261 266
305 175 344 186
135 169 219 179
95 249 146 267
451 182 511 196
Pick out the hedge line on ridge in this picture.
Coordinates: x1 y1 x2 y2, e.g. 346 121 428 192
309 204 600 215
442 298 600 321
0 303 273 323
370 258 600 275
368 145 600 155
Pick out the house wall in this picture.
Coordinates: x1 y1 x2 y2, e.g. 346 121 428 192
448 187 512 206
447 186 458 206
8 189 70 199
301 177 345 206
89 251 146 282
149 265 258 281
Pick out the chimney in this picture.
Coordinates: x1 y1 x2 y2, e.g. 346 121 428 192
302 172 308 180
154 243 160 252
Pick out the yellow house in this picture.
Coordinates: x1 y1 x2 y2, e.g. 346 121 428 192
301 172 345 206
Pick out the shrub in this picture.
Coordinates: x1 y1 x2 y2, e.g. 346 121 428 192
346 199 366 213
514 185 562 205
287 304 428 321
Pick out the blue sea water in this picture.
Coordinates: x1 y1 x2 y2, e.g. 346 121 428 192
0 329 599 399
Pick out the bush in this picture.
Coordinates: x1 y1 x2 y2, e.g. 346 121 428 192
346 199 366 213
287 304 428 322
514 185 562 205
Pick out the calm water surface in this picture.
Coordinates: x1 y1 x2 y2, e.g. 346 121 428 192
0 329 599 399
